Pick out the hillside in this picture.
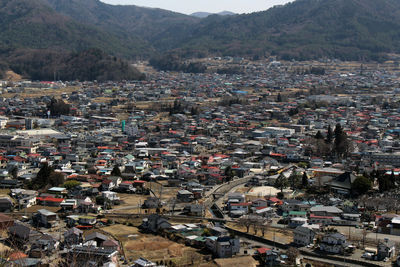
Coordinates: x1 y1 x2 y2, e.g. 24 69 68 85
177 0 400 60
43 0 200 51
7 48 145 81
0 0 400 69
0 0 151 58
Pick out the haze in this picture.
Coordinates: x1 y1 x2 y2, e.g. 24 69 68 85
101 0 294 14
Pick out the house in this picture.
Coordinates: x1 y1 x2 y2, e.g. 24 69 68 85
309 214 333 226
30 234 58 256
289 217 308 228
8 224 41 244
256 247 279 266
377 239 396 260
177 190 194 202
0 179 22 188
310 206 343 217
66 246 118 266
60 199 77 211
0 198 13 212
132 257 157 267
227 193 245 205
327 172 357 195
85 232 108 247
101 239 120 251
183 204 204 216
34 209 58 228
251 199 268 208
255 207 275 218
293 226 316 246
64 227 83 246
139 214 171 233
101 191 120 203
47 187 68 195
229 203 250 217
142 197 161 209
36 196 64 207
206 236 240 258
319 232 349 254
101 179 115 191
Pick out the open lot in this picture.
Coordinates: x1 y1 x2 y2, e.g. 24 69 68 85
101 224 209 266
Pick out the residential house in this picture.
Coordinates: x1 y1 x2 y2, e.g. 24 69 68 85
139 214 172 233
319 232 349 254
293 226 316 246
310 206 343 217
177 190 194 202
64 227 84 246
256 248 279 266
377 239 396 260
206 236 240 258
229 203 250 217
183 204 204 216
34 209 58 228
0 198 13 212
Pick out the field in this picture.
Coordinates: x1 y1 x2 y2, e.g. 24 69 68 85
101 224 210 266
226 222 293 244
112 182 181 213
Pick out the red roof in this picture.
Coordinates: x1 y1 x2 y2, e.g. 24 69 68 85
257 248 271 254
310 214 333 219
37 197 64 203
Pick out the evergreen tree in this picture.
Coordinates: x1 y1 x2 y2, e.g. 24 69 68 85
277 93 282 102
111 165 122 177
302 172 309 188
314 131 324 140
275 173 289 193
333 123 349 158
326 125 333 144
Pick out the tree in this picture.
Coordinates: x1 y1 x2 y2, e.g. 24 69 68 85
287 247 300 265
333 123 350 158
238 216 253 233
277 93 282 102
302 172 309 188
288 172 301 190
275 173 289 193
10 167 18 179
352 176 372 195
111 165 122 177
34 163 54 189
314 130 324 140
224 166 235 182
49 172 65 187
378 175 392 193
64 180 81 190
326 125 333 144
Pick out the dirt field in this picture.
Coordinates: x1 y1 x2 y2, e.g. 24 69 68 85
226 222 293 244
113 182 180 213
101 224 208 265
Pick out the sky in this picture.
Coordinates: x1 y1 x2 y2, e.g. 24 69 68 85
101 0 294 15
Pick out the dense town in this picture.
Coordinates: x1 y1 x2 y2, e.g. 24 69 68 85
1 58 400 266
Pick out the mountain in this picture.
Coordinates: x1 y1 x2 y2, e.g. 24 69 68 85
0 0 400 73
176 0 400 60
0 0 148 80
43 0 200 52
191 11 236 18
0 0 150 58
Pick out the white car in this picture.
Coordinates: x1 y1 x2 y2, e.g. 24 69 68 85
361 252 373 259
